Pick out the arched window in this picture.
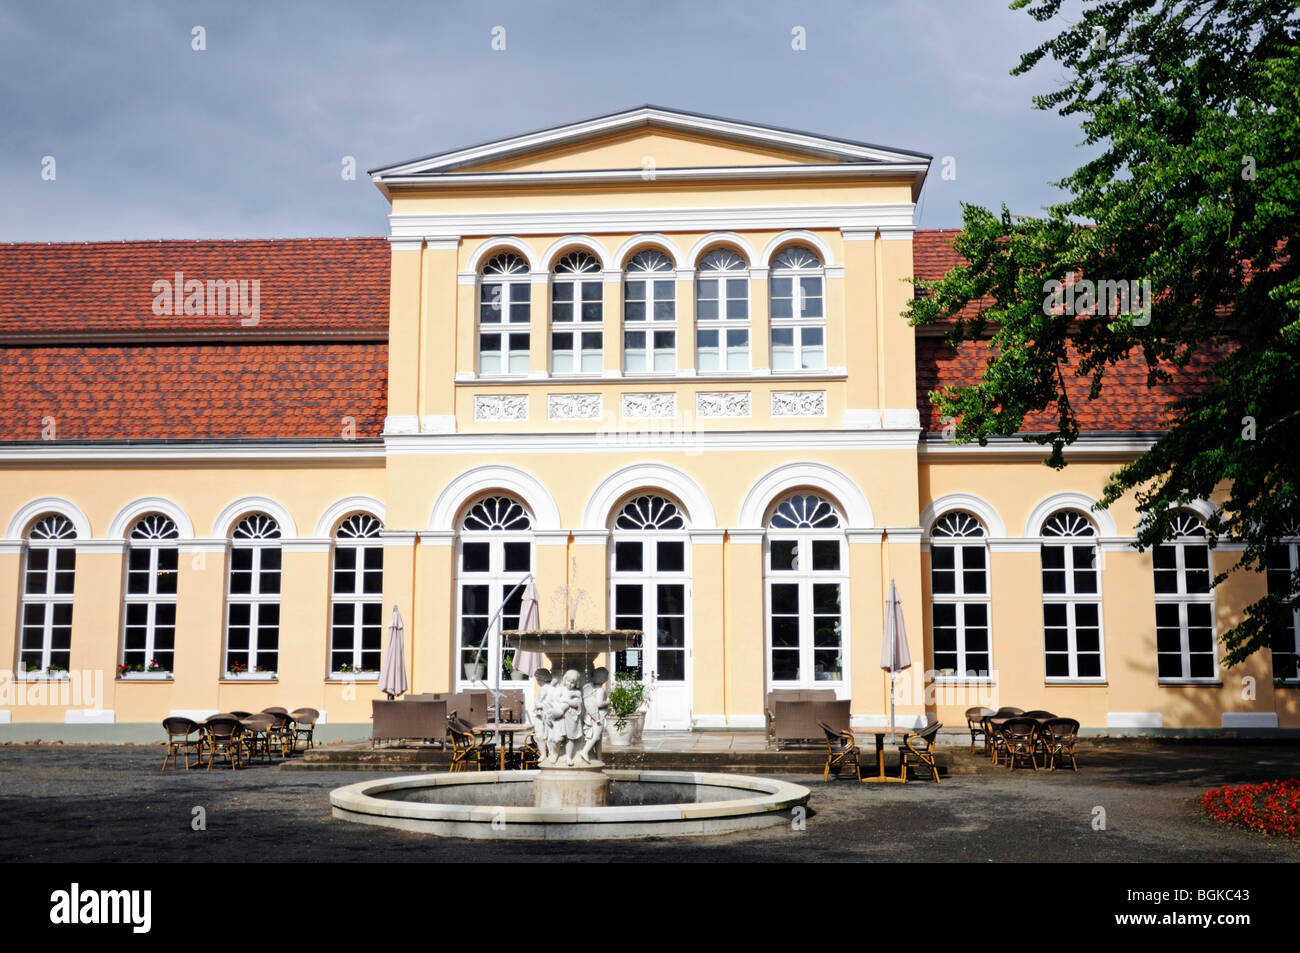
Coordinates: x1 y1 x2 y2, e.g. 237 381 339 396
769 245 825 370
1154 510 1216 681
19 515 77 676
330 513 384 675
623 250 676 372
551 251 603 374
478 253 531 375
457 495 533 686
1266 520 1300 682
226 513 281 676
695 248 749 371
122 515 179 675
929 511 990 678
610 495 690 727
765 493 846 688
1041 510 1103 681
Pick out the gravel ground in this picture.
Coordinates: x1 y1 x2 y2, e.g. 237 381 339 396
1 741 1298 862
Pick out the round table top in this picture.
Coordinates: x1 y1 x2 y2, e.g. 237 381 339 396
475 722 533 732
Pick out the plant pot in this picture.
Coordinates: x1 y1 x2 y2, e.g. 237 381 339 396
463 662 485 681
509 669 527 681
604 710 645 748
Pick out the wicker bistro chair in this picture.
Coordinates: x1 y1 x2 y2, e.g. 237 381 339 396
203 715 246 771
161 717 204 771
1039 718 1081 771
982 714 1014 765
965 707 995 754
1001 717 1041 770
994 707 1025 716
898 721 943 783
239 713 276 763
261 710 294 758
818 721 861 782
511 733 540 771
447 717 496 773
289 708 320 751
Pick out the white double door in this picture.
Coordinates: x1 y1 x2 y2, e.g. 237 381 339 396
609 533 691 729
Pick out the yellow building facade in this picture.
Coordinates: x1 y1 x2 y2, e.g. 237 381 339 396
1 107 1295 738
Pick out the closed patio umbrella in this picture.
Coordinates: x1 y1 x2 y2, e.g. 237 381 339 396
881 578 911 740
511 580 542 678
378 605 408 700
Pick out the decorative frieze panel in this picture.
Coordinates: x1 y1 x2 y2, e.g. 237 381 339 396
696 392 752 418
473 395 528 422
621 393 676 419
770 390 827 417
547 393 603 420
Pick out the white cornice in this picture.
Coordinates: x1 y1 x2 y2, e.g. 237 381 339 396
388 203 916 242
919 435 1158 460
0 442 384 465
386 428 920 455
376 163 929 190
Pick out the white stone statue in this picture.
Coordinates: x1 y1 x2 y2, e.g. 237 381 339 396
579 667 609 764
532 668 554 764
551 669 585 766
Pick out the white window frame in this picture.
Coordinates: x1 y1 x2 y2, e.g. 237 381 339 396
225 514 282 677
1153 511 1218 683
622 250 676 374
456 496 534 689
928 511 993 682
608 495 691 688
329 513 385 677
768 245 826 371
18 515 77 678
764 494 849 693
550 251 603 374
1039 510 1106 683
477 253 532 376
694 248 750 372
121 514 180 676
1266 537 1300 683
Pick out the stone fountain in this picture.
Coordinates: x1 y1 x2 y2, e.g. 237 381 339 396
503 628 639 809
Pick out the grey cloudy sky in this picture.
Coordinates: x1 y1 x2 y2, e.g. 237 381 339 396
0 0 1088 241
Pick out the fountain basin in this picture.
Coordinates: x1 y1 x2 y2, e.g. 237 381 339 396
330 769 810 840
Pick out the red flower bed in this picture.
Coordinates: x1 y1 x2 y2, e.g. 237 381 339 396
1202 779 1300 838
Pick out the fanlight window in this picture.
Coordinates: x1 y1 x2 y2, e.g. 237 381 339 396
337 513 382 539
19 514 78 675
1168 511 1207 537
932 511 985 538
226 513 282 674
1043 510 1096 538
614 495 686 531
768 494 842 530
478 252 531 375
769 244 825 370
461 496 533 532
551 251 603 373
623 250 676 373
695 248 750 371
1040 510 1102 681
233 514 282 540
123 515 180 674
1154 509 1215 681
331 513 384 674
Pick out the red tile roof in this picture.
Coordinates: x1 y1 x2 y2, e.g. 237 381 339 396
0 343 386 441
0 238 389 338
911 228 993 327
916 337 1217 434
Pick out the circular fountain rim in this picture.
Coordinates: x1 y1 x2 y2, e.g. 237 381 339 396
330 770 811 839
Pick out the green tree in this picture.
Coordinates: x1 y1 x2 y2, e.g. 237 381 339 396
907 0 1300 670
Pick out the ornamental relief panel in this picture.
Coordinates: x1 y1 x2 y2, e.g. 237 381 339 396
547 393 603 420
695 392 751 418
621 393 676 419
770 390 826 417
473 394 528 421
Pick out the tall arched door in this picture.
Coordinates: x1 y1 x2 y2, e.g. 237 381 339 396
456 495 534 689
609 495 691 729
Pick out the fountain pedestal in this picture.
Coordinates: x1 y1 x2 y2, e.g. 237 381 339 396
503 629 641 809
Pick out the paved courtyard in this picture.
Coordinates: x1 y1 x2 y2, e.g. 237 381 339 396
0 741 1297 862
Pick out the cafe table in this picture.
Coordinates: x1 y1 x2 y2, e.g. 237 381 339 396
858 728 907 783
474 722 533 771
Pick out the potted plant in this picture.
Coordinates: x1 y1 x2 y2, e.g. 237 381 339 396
603 671 650 747
504 654 527 681
463 657 486 681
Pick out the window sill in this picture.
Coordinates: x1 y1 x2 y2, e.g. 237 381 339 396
118 672 173 682
1157 679 1222 687
16 672 70 682
932 676 996 684
1044 679 1108 686
221 673 278 682
327 674 379 683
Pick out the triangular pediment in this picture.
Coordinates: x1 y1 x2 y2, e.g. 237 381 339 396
370 105 930 185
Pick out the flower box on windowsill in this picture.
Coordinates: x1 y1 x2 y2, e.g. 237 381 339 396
17 670 70 682
118 671 173 682
222 672 277 682
328 672 379 683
